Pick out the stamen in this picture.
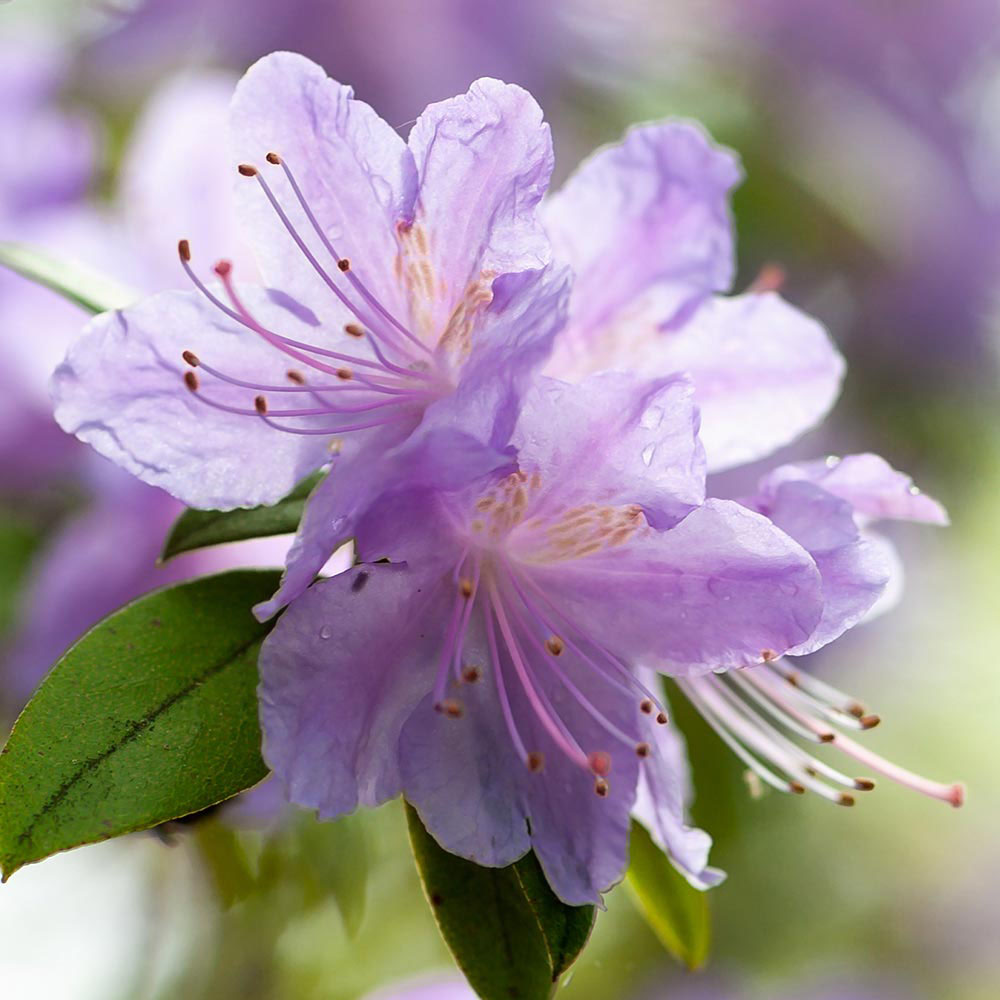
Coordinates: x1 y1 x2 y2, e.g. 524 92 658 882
527 751 545 773
484 599 529 765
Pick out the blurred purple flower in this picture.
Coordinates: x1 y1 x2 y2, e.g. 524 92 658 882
53 53 568 621
86 0 566 125
258 371 825 903
360 974 475 1000
543 120 845 471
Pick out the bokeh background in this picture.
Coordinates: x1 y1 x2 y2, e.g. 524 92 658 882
1 1 997 998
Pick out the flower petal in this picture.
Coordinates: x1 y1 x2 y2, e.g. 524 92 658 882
536 499 824 676
405 78 553 339
544 121 740 346
759 453 948 525
230 52 417 314
51 287 333 509
513 370 705 530
258 562 449 818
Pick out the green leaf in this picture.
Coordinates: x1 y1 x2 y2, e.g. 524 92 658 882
406 803 594 999
625 819 711 969
0 569 280 879
160 471 325 562
512 851 596 981
0 241 138 315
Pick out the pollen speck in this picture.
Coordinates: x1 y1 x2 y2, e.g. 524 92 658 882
462 665 482 683
458 578 474 599
527 751 545 773
594 778 609 797
635 742 651 758
435 698 463 719
337 258 351 272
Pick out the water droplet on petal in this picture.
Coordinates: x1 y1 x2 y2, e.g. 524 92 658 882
825 455 841 468
641 444 656 467
319 625 333 639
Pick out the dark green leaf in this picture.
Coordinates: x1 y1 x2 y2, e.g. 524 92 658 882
160 471 325 561
0 570 280 879
406 803 592 999
0 241 137 315
625 819 711 969
512 851 595 980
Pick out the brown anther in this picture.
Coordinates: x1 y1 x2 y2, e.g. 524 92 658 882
855 778 875 791
804 766 818 776
177 239 191 262
286 370 306 385
337 258 351 272
640 699 654 715
214 260 232 278
183 371 199 392
344 323 364 338
181 350 199 367
761 649 777 662
819 732 836 743
435 698 463 719
655 711 669 725
544 635 564 656
635 742 651 759
789 781 806 794
527 751 545 773
847 703 866 719
838 793 856 807
237 163 258 177
336 367 353 381
859 715 881 730
254 395 268 415
458 578 474 599
588 751 612 777
594 778 610 798
461 665 482 684
265 151 282 165
785 671 800 687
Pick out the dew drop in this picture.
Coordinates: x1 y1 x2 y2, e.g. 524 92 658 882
824 455 841 468
319 625 333 640
641 443 656 467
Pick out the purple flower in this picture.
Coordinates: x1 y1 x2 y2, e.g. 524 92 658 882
52 53 568 621
258 371 826 903
680 453 962 809
542 120 845 472
360 975 475 1000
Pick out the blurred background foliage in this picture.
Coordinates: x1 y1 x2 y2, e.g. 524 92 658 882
0 1 997 998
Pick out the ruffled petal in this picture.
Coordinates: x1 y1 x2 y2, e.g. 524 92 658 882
51 287 333 509
405 78 553 341
759 453 948 525
544 121 740 346
230 52 417 315
534 499 824 676
258 562 450 818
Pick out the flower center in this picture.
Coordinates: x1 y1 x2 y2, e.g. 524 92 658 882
175 153 454 439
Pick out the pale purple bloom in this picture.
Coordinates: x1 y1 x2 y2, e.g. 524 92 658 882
542 121 845 472
680 453 962 809
53 53 567 620
360 974 475 1000
258 371 827 903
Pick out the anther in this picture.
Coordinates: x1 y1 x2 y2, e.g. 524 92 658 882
545 635 564 656
178 239 191 262
819 731 836 743
656 711 668 725
337 258 351 272
336 367 353 381
182 350 199 367
640 699 654 715
789 780 806 794
588 750 612 777
237 163 258 177
184 371 199 392
461 665 482 684
761 649 778 662
838 793 856 807
458 578 474 599
286 370 306 384
847 703 866 719
594 778 610 797
859 715 881 730
213 260 232 278
855 778 876 791
265 151 282 165
527 751 545 773
435 698 464 719
344 323 364 338
635 742 651 758
254 395 268 415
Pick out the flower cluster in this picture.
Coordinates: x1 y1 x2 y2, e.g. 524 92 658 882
52 53 960 905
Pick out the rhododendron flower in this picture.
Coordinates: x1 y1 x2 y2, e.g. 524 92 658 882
52 52 568 618
542 120 845 471
258 372 827 903
681 454 963 808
